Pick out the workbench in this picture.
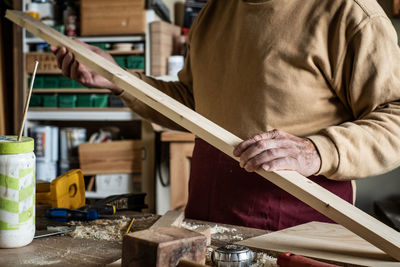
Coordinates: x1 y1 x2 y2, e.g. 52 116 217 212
0 213 268 266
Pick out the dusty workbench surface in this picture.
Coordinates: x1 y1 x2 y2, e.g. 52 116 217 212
0 213 268 267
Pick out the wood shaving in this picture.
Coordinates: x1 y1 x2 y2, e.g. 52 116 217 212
68 216 131 241
181 221 244 241
251 252 278 267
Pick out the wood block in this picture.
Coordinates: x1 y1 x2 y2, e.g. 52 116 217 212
150 210 184 229
192 226 211 246
78 140 142 175
122 226 207 267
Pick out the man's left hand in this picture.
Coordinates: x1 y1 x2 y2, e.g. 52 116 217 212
233 129 321 177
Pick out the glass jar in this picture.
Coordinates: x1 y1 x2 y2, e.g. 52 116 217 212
0 136 35 248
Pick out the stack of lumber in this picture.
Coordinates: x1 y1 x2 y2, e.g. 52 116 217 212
149 21 181 76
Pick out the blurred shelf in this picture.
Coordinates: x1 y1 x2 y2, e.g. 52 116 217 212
108 49 144 55
25 35 145 44
33 89 111 93
27 108 140 121
28 69 144 74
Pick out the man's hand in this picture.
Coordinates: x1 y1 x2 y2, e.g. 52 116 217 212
233 129 321 177
50 40 123 95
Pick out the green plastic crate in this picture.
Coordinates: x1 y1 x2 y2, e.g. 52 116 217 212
126 56 145 69
77 94 94 107
29 94 42 107
73 80 86 88
42 94 58 107
93 94 109 108
59 76 75 88
43 76 59 89
58 94 77 108
113 56 126 68
28 76 44 89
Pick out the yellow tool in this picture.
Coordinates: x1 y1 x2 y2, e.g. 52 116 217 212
36 169 85 209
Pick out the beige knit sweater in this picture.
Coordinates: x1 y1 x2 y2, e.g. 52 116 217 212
120 0 400 180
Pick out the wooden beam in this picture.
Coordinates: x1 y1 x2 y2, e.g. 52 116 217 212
5 10 400 261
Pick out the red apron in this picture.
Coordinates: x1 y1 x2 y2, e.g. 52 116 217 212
185 138 353 231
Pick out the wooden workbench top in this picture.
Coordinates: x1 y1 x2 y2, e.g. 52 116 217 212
0 214 268 267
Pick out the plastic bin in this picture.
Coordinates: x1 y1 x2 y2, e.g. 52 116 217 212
72 80 86 88
29 76 44 89
42 94 58 107
126 56 144 69
93 94 109 107
58 95 77 108
43 76 59 89
59 76 75 88
113 56 126 68
29 94 42 107
109 95 125 107
77 94 94 107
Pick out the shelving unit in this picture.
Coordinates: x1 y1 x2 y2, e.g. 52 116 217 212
16 1 161 212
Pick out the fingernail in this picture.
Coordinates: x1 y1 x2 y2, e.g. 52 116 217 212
262 164 270 171
239 161 244 168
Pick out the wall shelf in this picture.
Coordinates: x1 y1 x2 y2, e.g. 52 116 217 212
32 89 111 93
25 35 145 44
27 108 140 121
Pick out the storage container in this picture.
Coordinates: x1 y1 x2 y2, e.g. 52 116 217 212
58 95 77 108
78 140 142 175
42 94 58 107
0 136 35 248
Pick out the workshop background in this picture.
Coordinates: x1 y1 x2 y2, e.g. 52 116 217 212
0 0 399 218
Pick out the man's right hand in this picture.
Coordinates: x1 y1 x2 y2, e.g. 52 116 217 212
50 40 123 95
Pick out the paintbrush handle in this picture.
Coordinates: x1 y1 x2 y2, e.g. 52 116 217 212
17 61 39 141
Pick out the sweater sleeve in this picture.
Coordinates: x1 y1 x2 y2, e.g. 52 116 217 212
307 16 400 180
119 52 195 131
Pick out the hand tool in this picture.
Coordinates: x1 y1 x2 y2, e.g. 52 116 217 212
79 204 116 215
36 169 85 209
93 193 148 212
34 226 75 239
46 208 99 222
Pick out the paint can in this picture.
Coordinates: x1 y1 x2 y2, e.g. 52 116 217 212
60 128 86 162
0 136 35 248
30 126 58 182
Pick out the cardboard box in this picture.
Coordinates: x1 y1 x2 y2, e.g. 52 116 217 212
78 140 142 175
26 52 59 73
80 0 146 36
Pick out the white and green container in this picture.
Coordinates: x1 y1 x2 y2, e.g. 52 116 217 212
0 136 35 248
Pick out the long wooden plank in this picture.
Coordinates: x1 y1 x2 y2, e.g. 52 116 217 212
237 222 400 267
6 10 400 261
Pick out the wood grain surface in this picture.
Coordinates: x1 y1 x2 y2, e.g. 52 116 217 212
238 222 400 267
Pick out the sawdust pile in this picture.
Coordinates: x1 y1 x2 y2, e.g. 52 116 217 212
181 221 244 241
250 252 278 267
68 216 131 241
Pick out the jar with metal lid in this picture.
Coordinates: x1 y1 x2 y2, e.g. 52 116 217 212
0 136 35 248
